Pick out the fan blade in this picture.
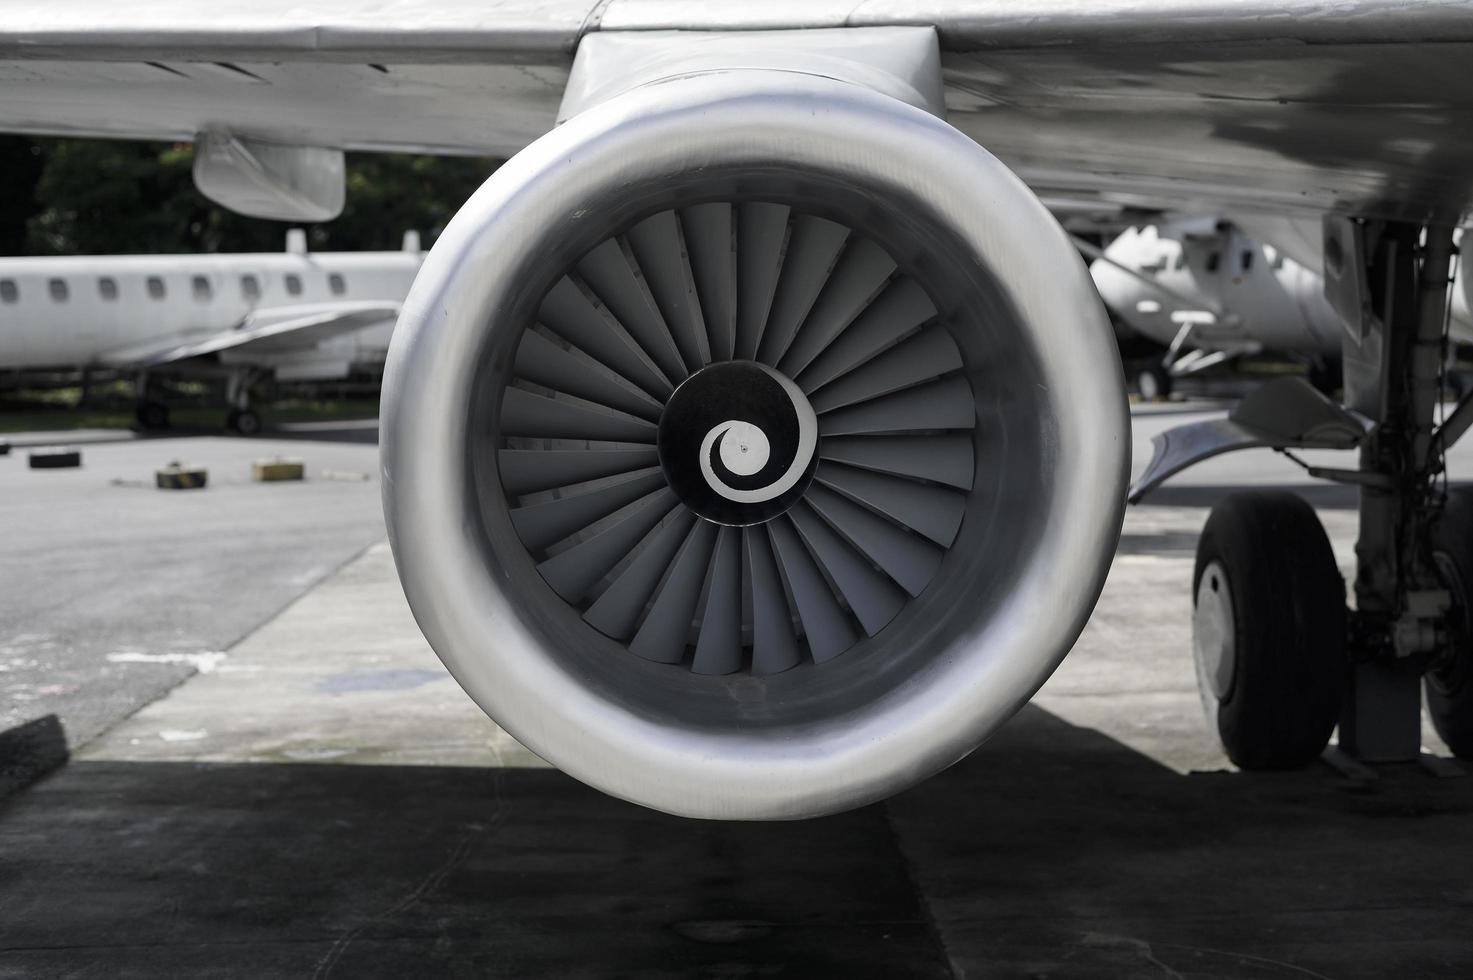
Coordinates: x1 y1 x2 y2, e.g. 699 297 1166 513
777 238 896 378
805 484 944 597
744 526 801 675
809 326 962 414
682 203 736 364
584 508 697 639
820 434 975 490
538 276 672 398
756 215 849 366
630 519 719 663
788 502 906 636
537 490 679 603
819 377 975 436
627 210 711 373
767 516 857 664
816 462 966 547
734 202 790 361
576 238 689 383
499 447 659 496
510 467 666 553
515 329 663 421
796 278 937 393
692 526 743 675
500 387 656 444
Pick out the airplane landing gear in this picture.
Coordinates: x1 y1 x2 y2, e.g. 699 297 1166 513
1192 491 1346 768
224 368 264 436
225 407 262 436
1137 220 1466 771
133 370 170 430
1136 363 1173 400
1428 488 1473 757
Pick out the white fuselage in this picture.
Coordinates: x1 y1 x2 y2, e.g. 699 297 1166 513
1092 221 1473 356
0 249 422 377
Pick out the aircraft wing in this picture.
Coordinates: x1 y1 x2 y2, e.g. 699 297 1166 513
1 2 1472 220
98 301 399 368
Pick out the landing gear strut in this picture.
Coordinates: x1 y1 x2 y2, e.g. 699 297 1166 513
1335 222 1455 763
224 369 263 436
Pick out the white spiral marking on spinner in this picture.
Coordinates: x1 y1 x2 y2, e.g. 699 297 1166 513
699 369 818 504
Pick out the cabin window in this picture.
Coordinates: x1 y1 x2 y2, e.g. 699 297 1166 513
98 277 118 301
147 276 166 299
191 275 212 301
328 272 346 296
1205 252 1221 273
48 278 69 302
284 273 302 297
0 280 16 303
241 274 261 301
1241 251 1254 271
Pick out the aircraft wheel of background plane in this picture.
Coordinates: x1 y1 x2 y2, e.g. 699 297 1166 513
134 399 169 431
226 407 262 437
1135 363 1173 401
1192 491 1346 769
1428 487 1473 757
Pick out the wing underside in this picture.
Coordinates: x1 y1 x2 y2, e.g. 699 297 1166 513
99 301 399 368
1 2 1472 218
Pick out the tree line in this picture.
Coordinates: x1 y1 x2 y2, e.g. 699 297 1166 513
0 136 499 256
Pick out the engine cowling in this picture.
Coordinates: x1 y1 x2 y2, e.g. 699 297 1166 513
381 70 1128 819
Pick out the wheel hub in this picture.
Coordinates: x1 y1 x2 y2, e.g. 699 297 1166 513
657 361 818 526
1193 560 1237 702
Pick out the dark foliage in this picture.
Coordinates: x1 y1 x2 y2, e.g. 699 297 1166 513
0 135 498 255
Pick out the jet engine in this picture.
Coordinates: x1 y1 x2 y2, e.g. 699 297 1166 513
381 70 1128 819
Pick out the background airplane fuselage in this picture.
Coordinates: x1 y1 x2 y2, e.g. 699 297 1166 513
1093 221 1473 355
0 250 421 373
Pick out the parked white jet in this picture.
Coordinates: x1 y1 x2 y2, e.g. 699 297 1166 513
0 230 420 432
1090 219 1473 398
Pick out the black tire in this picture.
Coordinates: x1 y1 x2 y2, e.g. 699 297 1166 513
1428 487 1473 757
135 400 170 430
1192 491 1346 769
227 408 262 436
1136 364 1173 400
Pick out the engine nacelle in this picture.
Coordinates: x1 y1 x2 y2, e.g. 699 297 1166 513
382 70 1127 819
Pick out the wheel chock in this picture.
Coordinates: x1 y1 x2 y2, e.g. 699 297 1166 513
252 457 305 482
156 461 208 490
29 447 81 469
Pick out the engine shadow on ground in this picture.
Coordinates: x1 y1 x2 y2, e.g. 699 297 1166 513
2 706 1470 979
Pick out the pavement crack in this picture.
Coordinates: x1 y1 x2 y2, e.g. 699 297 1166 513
310 766 506 979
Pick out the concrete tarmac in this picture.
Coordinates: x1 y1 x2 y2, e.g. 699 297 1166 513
0 435 384 749
1 406 1471 977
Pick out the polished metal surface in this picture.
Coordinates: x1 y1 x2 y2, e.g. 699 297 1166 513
382 70 1127 818
191 130 344 222
559 27 945 122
